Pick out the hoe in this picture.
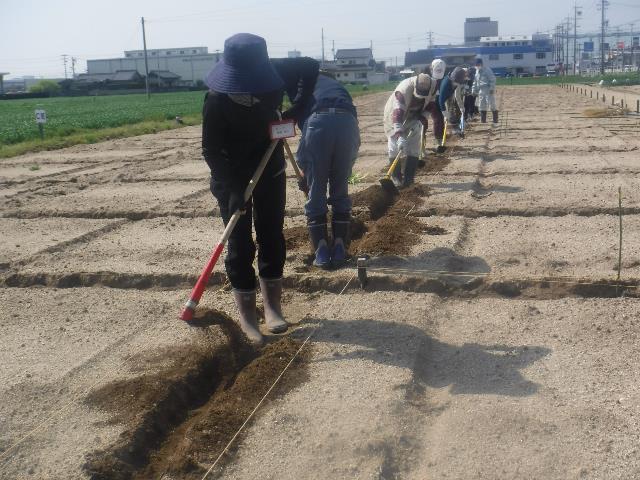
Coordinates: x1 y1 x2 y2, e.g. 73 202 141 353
379 126 416 195
283 139 308 199
436 119 448 154
179 139 281 322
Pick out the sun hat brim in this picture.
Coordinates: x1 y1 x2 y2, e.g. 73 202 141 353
204 57 284 94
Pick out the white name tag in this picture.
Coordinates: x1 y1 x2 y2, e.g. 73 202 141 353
269 120 296 140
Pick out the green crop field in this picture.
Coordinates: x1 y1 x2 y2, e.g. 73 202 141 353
0 84 395 158
0 91 206 146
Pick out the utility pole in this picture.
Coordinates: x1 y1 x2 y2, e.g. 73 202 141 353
71 57 77 78
321 28 325 69
141 17 150 99
565 17 571 75
332 40 335 60
573 4 582 75
630 23 636 68
61 54 68 79
428 31 434 49
558 24 564 63
599 0 608 74
558 24 564 70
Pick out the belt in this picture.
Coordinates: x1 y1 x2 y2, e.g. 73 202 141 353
314 107 352 114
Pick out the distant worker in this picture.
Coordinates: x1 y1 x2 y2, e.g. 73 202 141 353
438 66 467 130
383 73 436 187
423 58 447 148
295 73 360 268
464 66 477 121
202 33 292 345
472 57 499 126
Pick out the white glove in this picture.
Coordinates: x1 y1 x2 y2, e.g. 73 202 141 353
443 109 451 122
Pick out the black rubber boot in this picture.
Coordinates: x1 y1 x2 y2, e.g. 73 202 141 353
492 110 499 125
403 156 419 187
258 277 288 333
232 289 264 346
308 215 331 268
389 156 402 187
481 111 487 123
331 212 351 266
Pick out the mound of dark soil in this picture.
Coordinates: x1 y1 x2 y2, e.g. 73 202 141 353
284 225 310 251
283 217 368 253
350 183 434 256
395 184 430 212
351 185 396 220
284 182 431 258
84 310 309 480
418 154 451 175
137 335 308 480
353 214 422 256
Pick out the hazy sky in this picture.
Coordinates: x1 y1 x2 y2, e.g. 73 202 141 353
2 0 639 79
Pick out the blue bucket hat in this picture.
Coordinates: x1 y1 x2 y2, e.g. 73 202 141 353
205 33 284 94
475 57 483 66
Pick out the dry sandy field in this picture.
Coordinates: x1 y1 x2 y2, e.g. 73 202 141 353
2 85 640 479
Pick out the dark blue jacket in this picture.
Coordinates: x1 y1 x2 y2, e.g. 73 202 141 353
271 57 319 123
300 74 357 128
438 76 456 112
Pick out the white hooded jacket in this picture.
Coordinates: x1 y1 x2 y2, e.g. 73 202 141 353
472 65 496 93
383 76 438 137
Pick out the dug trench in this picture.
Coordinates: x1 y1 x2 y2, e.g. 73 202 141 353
83 309 310 480
283 182 434 259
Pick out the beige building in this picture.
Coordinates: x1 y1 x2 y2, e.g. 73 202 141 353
86 47 221 86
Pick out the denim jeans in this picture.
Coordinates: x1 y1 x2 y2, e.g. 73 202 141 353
296 111 360 219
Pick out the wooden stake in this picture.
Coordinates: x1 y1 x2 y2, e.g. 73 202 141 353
617 186 623 295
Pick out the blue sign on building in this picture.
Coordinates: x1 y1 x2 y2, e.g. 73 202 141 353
583 41 594 52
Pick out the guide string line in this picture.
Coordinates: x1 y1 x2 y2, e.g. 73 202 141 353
199 273 356 480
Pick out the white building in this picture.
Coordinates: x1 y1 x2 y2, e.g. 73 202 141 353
87 47 220 86
477 34 553 75
328 48 389 85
